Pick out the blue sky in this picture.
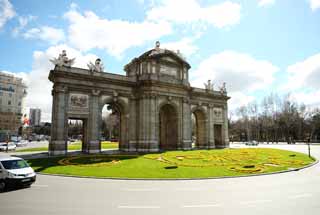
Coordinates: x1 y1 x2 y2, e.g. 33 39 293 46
0 0 320 121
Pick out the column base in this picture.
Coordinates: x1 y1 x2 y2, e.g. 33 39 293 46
49 150 67 156
181 140 192 150
87 140 100 154
49 140 67 156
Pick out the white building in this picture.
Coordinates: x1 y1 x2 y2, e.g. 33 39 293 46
0 72 27 132
29 108 41 126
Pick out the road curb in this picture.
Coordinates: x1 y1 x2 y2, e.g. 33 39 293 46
35 157 319 181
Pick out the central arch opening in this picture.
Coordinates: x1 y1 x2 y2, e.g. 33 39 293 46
192 109 206 148
159 104 178 150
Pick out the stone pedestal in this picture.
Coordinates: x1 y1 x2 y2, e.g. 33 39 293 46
88 140 100 154
49 140 66 156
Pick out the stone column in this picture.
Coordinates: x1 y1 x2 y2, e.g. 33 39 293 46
208 104 215 149
137 94 148 152
149 93 159 152
181 98 192 150
87 89 101 154
137 93 158 152
120 107 130 152
49 86 68 156
128 96 137 152
223 103 230 148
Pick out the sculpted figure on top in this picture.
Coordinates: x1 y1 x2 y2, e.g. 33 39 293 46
87 58 104 73
149 41 165 56
204 80 214 91
220 82 227 94
50 50 75 67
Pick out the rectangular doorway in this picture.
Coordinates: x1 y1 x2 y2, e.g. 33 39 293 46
67 119 88 153
214 124 223 147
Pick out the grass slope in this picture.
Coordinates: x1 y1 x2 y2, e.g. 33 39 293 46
27 148 315 179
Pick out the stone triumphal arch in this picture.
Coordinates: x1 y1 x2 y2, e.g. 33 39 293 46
48 42 230 155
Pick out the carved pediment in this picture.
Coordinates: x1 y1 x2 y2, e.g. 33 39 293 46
162 56 180 64
159 64 178 77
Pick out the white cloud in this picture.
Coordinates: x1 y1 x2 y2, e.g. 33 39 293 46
228 92 255 112
285 53 320 90
258 0 275 7
161 37 199 57
23 44 99 122
12 15 36 36
191 50 279 93
23 26 65 44
146 0 241 28
64 8 172 57
0 0 15 29
290 90 320 107
309 0 320 11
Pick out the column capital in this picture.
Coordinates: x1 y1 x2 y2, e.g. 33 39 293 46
53 85 68 94
92 89 101 96
182 97 190 104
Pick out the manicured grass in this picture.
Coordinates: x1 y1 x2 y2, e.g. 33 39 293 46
27 148 315 179
17 141 118 152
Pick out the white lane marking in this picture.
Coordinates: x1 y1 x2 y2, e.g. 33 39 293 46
32 184 49 187
240 200 272 205
175 188 203 191
118 205 160 209
289 193 313 199
121 188 160 192
182 204 221 208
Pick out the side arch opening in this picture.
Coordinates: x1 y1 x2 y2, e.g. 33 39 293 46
159 104 178 150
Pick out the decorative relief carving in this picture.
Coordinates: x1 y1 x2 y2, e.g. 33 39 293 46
69 94 89 110
160 65 177 77
213 107 223 120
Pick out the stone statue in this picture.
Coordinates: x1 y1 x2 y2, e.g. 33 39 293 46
50 50 75 67
87 58 104 73
204 80 214 91
149 41 165 56
219 82 227 94
155 41 160 50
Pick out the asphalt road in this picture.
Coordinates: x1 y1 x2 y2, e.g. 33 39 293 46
1 144 320 215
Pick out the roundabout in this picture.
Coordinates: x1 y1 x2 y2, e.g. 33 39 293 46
27 147 315 179
1 144 320 215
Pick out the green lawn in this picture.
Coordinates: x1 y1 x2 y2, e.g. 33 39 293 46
27 148 315 179
17 141 118 152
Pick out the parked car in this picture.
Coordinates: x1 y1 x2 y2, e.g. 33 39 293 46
245 140 259 146
15 140 28 147
11 135 22 143
0 156 36 190
0 143 16 151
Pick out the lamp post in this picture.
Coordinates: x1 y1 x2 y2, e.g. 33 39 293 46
307 137 311 158
5 130 9 152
